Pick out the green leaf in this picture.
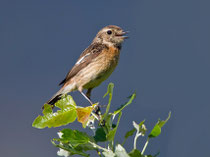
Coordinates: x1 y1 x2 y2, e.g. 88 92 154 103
53 129 95 156
122 128 136 145
148 125 161 138
52 141 89 157
101 113 113 135
59 128 90 147
74 143 95 152
113 92 136 116
129 149 142 157
115 144 130 157
94 128 107 142
103 83 114 119
32 95 77 129
106 112 122 141
103 82 114 98
55 94 76 109
149 112 171 138
124 129 136 139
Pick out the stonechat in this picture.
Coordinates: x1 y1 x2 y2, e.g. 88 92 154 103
44 25 128 108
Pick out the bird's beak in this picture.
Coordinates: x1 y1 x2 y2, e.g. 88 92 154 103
116 31 129 39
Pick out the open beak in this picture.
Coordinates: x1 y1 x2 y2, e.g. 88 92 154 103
116 31 129 39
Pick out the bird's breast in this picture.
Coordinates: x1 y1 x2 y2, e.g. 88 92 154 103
81 46 121 89
97 46 120 71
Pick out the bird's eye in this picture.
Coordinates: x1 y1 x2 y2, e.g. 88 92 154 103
107 30 112 35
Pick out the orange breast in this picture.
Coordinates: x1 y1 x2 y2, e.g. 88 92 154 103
105 46 120 59
81 46 121 89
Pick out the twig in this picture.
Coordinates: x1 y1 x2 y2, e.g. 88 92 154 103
88 141 108 152
141 138 149 155
133 132 142 150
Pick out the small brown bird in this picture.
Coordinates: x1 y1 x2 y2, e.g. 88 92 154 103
45 25 128 108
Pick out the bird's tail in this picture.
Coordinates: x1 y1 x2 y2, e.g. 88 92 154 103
47 93 62 106
42 87 64 109
42 83 76 109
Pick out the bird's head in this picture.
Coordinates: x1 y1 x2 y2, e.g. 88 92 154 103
93 25 128 47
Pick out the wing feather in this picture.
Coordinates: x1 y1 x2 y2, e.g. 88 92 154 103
59 43 108 86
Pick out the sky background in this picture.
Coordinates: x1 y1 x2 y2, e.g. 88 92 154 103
0 0 210 157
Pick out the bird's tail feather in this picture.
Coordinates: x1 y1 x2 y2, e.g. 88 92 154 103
47 94 62 106
42 83 76 109
42 89 64 109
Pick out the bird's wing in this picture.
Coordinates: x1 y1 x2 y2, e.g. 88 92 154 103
59 43 108 86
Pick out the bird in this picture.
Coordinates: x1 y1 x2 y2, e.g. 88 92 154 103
44 25 128 109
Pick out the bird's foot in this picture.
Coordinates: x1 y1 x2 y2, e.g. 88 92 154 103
93 104 105 126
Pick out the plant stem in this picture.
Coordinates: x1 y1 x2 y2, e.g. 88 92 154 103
88 141 108 152
108 141 114 151
141 138 149 155
122 139 126 146
102 125 109 135
133 132 141 150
